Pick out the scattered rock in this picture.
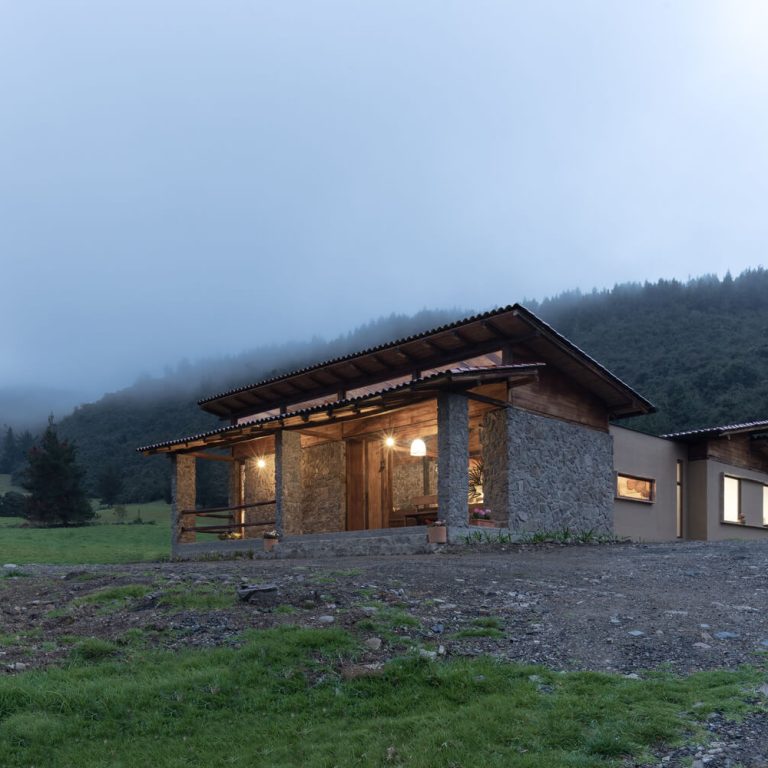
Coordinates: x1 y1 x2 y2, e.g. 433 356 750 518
318 615 335 624
627 630 645 637
714 631 739 640
364 637 382 651
236 584 278 607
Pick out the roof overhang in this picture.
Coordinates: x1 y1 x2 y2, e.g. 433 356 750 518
139 364 544 455
198 304 653 421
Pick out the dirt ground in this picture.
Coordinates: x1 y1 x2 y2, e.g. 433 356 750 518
2 539 768 766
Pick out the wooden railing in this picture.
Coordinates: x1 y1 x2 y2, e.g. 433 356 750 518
180 500 276 535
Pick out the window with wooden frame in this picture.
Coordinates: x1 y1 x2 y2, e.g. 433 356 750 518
615 473 655 503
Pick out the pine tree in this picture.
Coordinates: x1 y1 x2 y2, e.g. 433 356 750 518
0 427 15 473
96 464 123 507
21 419 94 526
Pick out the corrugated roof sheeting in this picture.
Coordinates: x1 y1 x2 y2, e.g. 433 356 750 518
138 363 544 454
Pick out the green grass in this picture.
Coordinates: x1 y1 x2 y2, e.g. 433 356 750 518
156 584 233 611
0 501 171 564
0 625 763 767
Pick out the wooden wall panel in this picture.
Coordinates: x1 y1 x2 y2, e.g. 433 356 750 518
704 435 768 473
508 368 609 431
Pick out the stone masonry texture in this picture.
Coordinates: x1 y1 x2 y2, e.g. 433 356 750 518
300 441 346 534
481 409 509 525
437 392 469 530
173 454 196 546
506 408 614 533
275 431 302 535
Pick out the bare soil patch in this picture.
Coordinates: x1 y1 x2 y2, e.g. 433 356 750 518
2 539 768 766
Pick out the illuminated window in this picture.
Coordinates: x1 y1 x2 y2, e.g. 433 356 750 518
764 486 768 527
723 476 741 523
616 474 655 503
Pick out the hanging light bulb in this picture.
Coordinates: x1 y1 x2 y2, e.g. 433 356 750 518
257 457 267 469
384 436 396 448
410 438 426 457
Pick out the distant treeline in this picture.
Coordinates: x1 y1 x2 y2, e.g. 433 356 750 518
4 268 767 504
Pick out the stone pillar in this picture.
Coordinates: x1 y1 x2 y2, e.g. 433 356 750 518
275 430 302 536
243 454 276 538
437 392 469 537
481 409 509 526
171 454 196 546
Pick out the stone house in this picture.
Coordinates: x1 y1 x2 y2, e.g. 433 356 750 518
139 305 768 556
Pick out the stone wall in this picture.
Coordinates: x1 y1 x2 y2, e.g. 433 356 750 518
276 431 303 535
481 409 508 525
301 442 346 533
506 408 614 533
243 455 276 538
173 454 196 546
392 455 436 509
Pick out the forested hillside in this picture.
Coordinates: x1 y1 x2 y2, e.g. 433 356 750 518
534 268 768 435
3 269 767 503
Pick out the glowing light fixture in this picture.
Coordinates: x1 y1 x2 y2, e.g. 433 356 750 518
384 436 396 448
410 438 426 457
257 458 267 469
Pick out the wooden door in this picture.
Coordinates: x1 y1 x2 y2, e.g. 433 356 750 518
366 440 384 529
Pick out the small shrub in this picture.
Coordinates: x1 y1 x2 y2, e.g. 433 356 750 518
71 638 119 661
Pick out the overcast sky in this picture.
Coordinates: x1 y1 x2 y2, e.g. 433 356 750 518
2 1 767 402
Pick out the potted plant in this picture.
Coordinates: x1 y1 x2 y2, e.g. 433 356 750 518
468 458 484 503
470 508 495 527
263 529 280 552
427 519 447 544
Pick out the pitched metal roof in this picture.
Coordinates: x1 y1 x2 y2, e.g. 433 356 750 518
197 303 654 420
138 363 544 454
663 419 768 441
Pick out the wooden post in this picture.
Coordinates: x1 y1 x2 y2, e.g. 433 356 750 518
172 454 196 546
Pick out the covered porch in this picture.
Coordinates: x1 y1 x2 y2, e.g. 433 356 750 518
158 367 541 557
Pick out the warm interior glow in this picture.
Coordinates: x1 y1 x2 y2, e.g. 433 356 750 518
257 457 267 469
410 438 426 457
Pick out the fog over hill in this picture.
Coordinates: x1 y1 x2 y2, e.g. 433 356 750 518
3 268 767 504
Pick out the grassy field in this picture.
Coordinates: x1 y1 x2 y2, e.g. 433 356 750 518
0 500 171 564
0 625 763 768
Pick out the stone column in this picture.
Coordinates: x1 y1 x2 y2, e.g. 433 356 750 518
171 454 196 547
275 430 302 536
481 409 510 526
437 392 469 537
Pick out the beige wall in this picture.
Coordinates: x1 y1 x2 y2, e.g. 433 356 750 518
610 426 686 541
699 459 768 541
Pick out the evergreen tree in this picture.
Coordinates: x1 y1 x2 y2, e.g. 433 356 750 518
0 427 15 473
96 464 123 507
21 419 94 526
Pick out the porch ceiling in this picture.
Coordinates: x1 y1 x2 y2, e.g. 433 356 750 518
138 364 542 455
198 304 654 421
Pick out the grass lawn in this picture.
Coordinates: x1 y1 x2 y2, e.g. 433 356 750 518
0 501 171 564
0 625 763 768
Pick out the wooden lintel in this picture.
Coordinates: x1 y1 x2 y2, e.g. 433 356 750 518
186 452 236 462
463 391 510 409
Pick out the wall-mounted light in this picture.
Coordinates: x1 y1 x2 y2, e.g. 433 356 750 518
256 457 267 469
384 436 396 448
410 438 426 457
